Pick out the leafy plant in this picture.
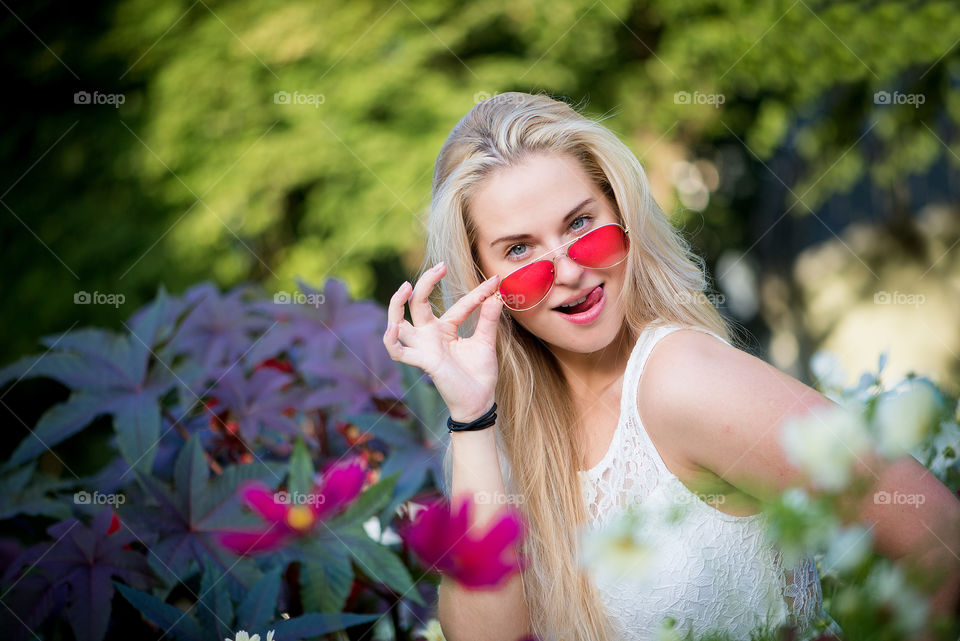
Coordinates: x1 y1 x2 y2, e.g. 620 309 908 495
0 278 447 640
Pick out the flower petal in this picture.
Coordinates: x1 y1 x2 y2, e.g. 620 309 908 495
313 456 366 520
215 526 291 555
239 481 289 522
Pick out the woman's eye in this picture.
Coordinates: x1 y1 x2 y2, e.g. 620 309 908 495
506 243 527 259
571 214 591 231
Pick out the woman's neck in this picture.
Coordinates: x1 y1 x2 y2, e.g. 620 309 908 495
549 323 635 399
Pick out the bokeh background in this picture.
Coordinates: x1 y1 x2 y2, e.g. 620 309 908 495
3 0 959 392
2 3 960 640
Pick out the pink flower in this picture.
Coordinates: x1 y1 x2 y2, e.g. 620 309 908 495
400 494 528 589
216 456 366 555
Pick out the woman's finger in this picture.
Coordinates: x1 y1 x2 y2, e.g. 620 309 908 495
472 287 504 345
388 281 412 327
396 318 417 346
439 274 499 328
383 319 406 362
409 262 444 326
385 319 427 370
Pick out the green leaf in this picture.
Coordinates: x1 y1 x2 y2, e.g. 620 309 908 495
237 567 282 632
327 471 399 530
198 566 234 641
4 392 112 470
272 612 380 640
113 392 161 472
327 525 424 606
301 539 354 613
343 412 421 449
287 437 315 497
174 437 209 512
114 583 206 641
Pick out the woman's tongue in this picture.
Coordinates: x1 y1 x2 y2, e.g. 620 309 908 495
556 285 602 314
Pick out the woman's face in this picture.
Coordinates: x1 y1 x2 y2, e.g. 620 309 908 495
470 152 629 354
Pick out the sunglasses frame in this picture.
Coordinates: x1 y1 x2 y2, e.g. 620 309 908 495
477 221 630 312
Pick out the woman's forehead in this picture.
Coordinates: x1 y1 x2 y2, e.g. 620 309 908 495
470 154 600 243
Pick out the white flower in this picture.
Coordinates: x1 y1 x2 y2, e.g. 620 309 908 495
779 404 872 491
873 379 940 458
773 487 839 567
226 630 274 641
865 563 929 635
653 617 684 641
413 618 446 641
810 350 847 391
928 420 960 479
578 505 653 587
821 524 873 576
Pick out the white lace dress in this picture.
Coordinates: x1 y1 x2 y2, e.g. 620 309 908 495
576 322 841 640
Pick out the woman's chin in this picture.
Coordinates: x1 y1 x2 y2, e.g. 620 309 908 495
519 303 625 354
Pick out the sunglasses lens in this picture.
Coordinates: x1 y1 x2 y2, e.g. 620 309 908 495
500 260 554 310
568 225 629 268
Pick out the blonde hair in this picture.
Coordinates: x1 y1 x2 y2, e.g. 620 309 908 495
423 91 736 640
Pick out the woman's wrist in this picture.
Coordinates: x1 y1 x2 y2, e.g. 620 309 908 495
449 399 496 423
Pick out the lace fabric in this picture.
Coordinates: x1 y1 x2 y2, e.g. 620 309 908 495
574 322 842 640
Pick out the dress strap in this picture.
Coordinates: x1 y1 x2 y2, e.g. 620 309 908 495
622 323 731 477
623 323 730 413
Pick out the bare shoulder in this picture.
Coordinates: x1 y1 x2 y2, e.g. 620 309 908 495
637 327 831 502
637 327 737 410
635 328 734 455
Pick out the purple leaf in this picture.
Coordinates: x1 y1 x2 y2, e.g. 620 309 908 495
169 283 272 371
1 507 157 641
125 438 281 601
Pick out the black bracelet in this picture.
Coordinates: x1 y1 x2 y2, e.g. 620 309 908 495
447 402 497 433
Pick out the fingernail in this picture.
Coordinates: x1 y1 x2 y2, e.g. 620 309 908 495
435 261 445 271
402 281 410 290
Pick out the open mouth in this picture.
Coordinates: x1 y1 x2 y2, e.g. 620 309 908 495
553 284 604 315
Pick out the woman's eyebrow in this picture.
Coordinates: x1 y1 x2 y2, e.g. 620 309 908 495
489 197 595 248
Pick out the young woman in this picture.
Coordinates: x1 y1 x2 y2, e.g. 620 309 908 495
382 92 960 641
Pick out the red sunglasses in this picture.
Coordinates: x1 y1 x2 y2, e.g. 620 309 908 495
478 222 630 312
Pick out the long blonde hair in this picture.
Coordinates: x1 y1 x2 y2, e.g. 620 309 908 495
423 91 735 640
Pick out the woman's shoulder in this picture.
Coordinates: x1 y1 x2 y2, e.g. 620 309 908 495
636 322 828 505
634 322 732 368
637 323 738 409
633 323 741 454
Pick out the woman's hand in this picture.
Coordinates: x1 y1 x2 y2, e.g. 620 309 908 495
383 262 503 422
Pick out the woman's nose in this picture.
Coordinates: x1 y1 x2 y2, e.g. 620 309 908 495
552 253 584 286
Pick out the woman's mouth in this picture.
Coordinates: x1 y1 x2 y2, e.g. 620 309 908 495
552 284 605 324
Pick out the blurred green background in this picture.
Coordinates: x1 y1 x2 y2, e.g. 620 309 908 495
3 0 959 392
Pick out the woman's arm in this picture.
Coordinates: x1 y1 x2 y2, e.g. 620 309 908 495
384 267 531 639
437 424 533 641
639 329 960 628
